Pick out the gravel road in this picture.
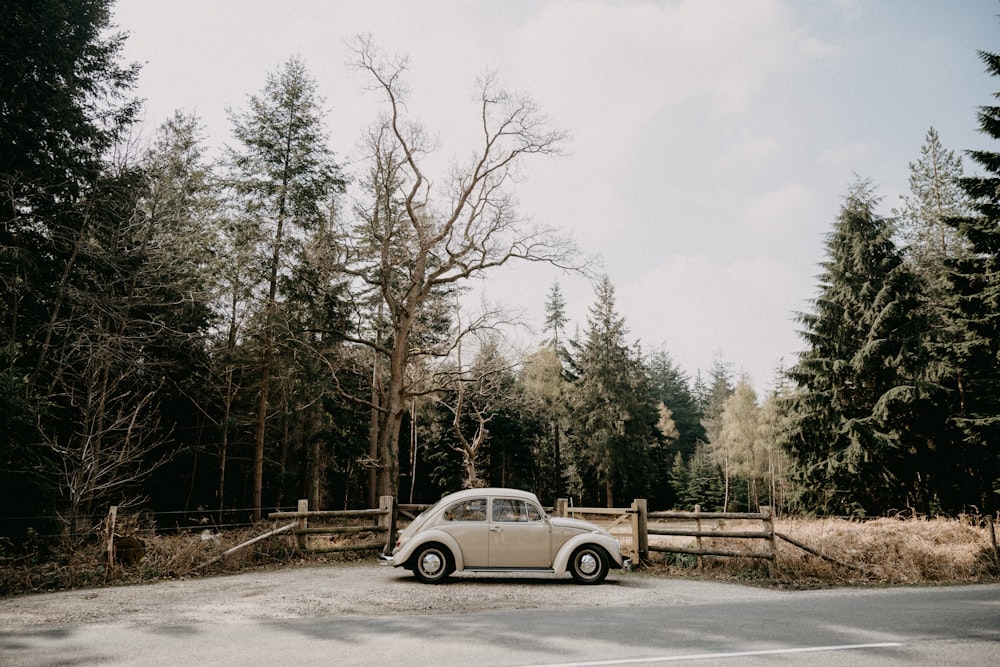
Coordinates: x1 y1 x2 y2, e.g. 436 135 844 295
0 564 780 627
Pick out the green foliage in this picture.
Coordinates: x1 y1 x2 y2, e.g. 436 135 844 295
646 350 705 458
674 443 725 512
785 180 945 515
936 49 1000 514
568 276 662 506
0 0 140 194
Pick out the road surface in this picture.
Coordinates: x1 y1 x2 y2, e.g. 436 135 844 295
1 564 997 665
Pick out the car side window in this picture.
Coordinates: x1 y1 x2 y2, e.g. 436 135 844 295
443 498 486 522
492 499 544 522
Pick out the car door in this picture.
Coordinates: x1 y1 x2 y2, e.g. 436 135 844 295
488 497 551 568
438 496 489 567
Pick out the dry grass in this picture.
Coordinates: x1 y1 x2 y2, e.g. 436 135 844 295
0 526 375 597
648 515 999 587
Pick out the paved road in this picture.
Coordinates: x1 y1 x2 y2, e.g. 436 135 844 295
1 567 997 665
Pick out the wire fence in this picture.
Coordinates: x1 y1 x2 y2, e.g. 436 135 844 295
0 505 303 541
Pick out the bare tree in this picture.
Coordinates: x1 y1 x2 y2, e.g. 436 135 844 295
342 37 581 500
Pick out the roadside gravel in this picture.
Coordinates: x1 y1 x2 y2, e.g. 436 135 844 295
0 564 783 627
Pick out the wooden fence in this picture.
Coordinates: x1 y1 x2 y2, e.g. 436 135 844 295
552 499 647 563
264 497 777 573
646 504 776 573
268 496 395 555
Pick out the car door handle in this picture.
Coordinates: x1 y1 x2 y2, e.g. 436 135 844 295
490 526 502 532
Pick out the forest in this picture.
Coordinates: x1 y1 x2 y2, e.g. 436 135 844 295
2 1 999 548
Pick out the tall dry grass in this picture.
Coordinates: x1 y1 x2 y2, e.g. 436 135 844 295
651 515 999 587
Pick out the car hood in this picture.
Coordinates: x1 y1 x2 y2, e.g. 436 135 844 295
549 516 606 533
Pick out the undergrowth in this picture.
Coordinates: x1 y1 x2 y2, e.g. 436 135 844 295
0 528 374 597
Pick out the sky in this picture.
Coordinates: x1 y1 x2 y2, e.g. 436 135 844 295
113 0 1000 394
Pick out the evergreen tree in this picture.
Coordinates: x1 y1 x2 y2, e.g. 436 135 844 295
1 0 144 538
698 357 736 509
938 49 1000 514
785 180 940 516
646 349 705 461
524 280 573 497
894 127 972 284
678 443 725 512
570 276 660 506
129 112 219 516
223 57 343 520
544 281 569 351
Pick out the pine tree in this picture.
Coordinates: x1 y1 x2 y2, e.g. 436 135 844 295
646 348 705 461
938 50 1000 514
894 127 972 284
536 281 572 496
570 276 660 506
544 281 569 351
785 180 939 516
699 357 736 510
679 443 725 512
1 0 145 538
223 57 342 520
645 348 705 507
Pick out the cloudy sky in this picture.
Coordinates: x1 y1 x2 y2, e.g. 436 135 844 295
113 0 999 393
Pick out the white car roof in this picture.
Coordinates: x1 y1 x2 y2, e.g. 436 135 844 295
436 487 538 503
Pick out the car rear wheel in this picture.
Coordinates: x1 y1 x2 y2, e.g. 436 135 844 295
569 545 609 585
412 544 454 584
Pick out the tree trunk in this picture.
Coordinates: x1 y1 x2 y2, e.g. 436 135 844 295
251 345 270 522
368 353 381 508
252 194 286 521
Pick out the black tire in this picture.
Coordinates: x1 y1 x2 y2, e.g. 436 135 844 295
569 545 609 585
411 544 454 584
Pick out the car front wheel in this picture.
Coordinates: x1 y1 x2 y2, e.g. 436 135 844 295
412 544 453 584
569 545 609 585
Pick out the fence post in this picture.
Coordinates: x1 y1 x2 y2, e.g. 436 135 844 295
987 515 998 557
296 499 308 552
633 499 648 564
379 495 396 554
105 505 118 568
694 504 703 572
555 498 568 518
761 505 775 578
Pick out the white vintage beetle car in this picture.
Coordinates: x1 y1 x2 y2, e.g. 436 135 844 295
380 488 630 584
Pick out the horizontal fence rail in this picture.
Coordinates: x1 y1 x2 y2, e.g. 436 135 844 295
646 505 776 572
267 497 395 555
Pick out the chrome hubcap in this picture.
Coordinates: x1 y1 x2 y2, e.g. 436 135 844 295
421 552 442 575
579 553 598 575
